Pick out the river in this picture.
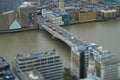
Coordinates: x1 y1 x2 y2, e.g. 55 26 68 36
0 19 120 68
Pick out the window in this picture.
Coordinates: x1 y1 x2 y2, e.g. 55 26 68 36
41 59 46 61
48 57 53 60
48 61 53 63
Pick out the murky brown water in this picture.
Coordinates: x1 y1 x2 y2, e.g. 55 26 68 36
0 19 120 68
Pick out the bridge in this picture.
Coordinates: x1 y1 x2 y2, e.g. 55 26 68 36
38 16 120 80
39 17 87 48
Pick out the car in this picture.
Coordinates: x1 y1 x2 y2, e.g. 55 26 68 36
52 27 56 31
48 25 52 28
45 19 49 22
71 36 74 39
58 31 62 35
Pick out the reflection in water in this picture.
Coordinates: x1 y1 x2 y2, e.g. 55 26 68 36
0 19 120 67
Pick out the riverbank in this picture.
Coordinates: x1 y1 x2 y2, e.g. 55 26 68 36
0 27 38 34
61 17 120 26
0 16 120 33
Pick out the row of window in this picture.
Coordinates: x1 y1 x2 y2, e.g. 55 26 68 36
39 68 62 73
35 62 62 69
38 65 62 71
42 70 62 76
45 75 63 80
17 56 60 64
18 60 61 69
44 73 63 79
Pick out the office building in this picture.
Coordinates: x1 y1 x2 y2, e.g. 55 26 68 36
18 2 37 28
13 68 44 80
12 50 63 80
0 0 21 13
71 46 89 79
95 55 119 80
88 43 120 80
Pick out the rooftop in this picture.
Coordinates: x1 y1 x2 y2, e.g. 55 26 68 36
88 43 112 59
16 49 58 61
100 9 117 13
74 45 87 52
9 20 21 30
20 2 35 8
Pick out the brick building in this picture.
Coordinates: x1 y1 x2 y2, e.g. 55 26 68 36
18 3 37 28
79 11 96 22
0 11 16 30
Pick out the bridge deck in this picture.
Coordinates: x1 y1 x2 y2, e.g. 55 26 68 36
39 17 87 47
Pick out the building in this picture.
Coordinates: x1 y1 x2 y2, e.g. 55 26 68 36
21 0 42 7
0 57 15 80
100 9 117 19
60 13 70 24
104 0 120 5
0 11 16 30
88 43 120 80
42 9 64 25
95 55 119 80
12 50 63 80
89 0 100 4
87 59 96 78
78 10 96 22
13 68 44 80
42 9 53 18
18 2 37 28
47 13 64 25
59 0 66 13
0 0 21 13
115 6 120 17
71 46 89 79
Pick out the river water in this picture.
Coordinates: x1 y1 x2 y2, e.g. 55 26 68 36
0 19 120 68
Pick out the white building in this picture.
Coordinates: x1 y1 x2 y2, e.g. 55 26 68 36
12 50 63 80
47 13 64 25
87 59 96 78
88 43 120 80
71 46 89 79
42 9 53 18
42 9 64 25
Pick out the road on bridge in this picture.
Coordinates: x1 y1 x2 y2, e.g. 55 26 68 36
38 15 87 47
